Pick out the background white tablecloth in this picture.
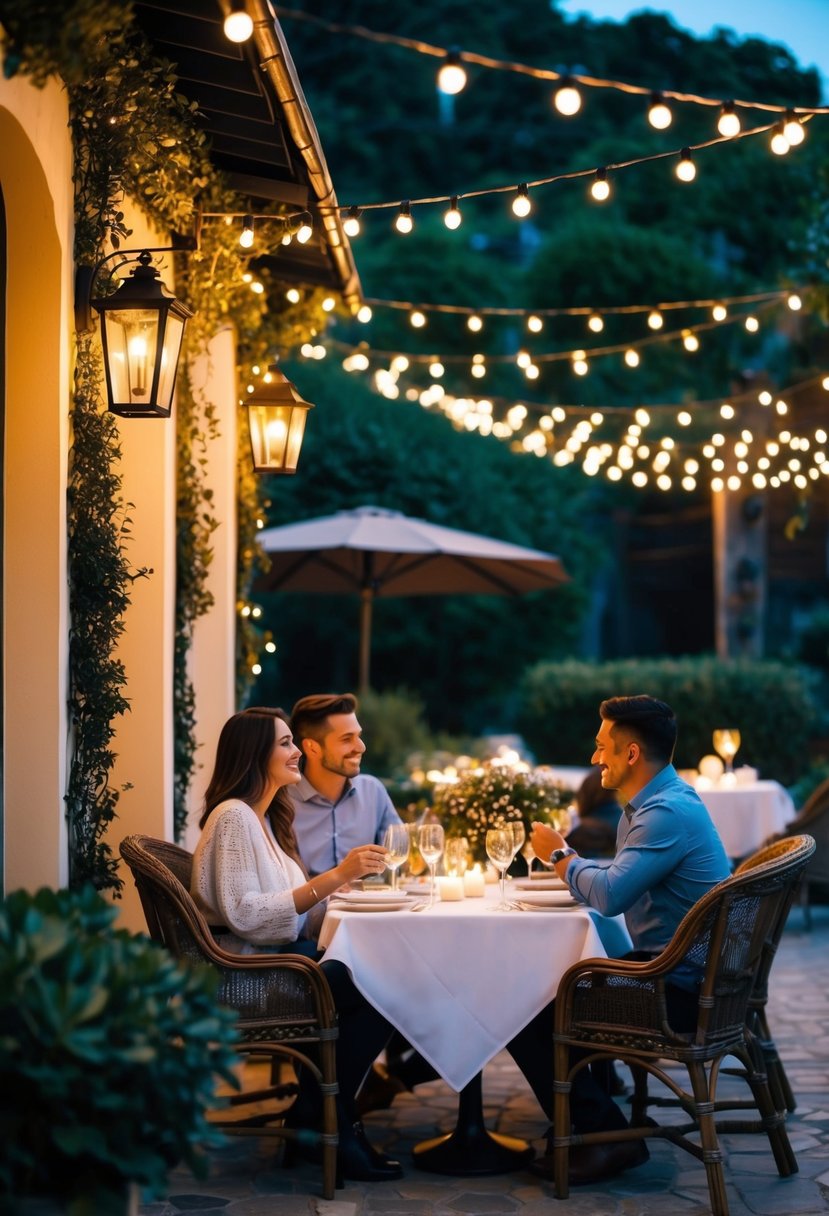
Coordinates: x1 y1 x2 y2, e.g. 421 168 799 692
319 893 631 1092
697 780 794 858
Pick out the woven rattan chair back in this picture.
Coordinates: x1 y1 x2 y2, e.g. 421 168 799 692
552 834 815 1216
120 833 339 1198
782 779 829 927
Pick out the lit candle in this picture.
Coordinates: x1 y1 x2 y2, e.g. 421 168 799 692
463 865 485 897
438 876 465 901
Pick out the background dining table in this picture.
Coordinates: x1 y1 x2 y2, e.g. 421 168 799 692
319 885 632 1173
694 779 794 859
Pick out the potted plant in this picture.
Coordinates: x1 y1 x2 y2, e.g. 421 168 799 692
0 885 239 1214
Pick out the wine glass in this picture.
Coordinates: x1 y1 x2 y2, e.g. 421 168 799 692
486 828 514 911
508 821 526 867
383 824 410 892
522 839 536 877
418 823 445 906
712 729 741 774
445 836 469 876
407 824 427 879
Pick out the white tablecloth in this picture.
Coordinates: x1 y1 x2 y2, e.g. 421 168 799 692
697 780 794 859
319 890 631 1092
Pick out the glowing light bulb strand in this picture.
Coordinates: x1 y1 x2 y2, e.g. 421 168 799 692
324 119 802 217
271 7 829 118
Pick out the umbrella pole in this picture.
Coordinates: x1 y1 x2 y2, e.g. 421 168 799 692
358 586 373 694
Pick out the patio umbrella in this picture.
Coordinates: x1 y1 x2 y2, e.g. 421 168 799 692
256 505 569 691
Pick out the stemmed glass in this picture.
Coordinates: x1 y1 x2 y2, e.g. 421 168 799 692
383 824 410 892
521 839 536 877
508 821 525 869
713 729 741 774
445 836 469 876
418 823 445 906
486 828 514 911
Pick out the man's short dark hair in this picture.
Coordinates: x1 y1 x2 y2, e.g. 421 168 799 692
599 695 677 765
290 693 358 747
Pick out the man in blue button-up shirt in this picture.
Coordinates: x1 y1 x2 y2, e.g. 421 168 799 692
511 695 730 1185
288 693 402 876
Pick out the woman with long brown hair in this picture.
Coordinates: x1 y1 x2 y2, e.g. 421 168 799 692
191 706 402 1181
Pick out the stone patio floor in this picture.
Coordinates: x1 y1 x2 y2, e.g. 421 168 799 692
140 903 829 1216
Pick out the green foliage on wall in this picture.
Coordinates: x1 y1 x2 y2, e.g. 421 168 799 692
0 0 329 875
516 655 819 785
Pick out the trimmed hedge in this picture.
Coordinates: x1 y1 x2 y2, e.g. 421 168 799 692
516 656 820 786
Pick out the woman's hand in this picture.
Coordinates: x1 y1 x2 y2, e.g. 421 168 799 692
530 822 565 866
333 843 389 887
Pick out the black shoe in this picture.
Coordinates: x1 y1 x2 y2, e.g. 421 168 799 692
531 1137 648 1185
338 1121 403 1182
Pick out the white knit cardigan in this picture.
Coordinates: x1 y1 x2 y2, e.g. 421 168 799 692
191 799 312 952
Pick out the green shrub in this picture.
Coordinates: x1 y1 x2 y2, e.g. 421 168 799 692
516 656 820 785
0 885 239 1212
357 687 472 782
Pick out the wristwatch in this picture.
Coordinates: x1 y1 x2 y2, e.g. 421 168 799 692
549 846 577 866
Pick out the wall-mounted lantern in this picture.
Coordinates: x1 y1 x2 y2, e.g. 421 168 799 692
75 248 194 418
246 363 315 474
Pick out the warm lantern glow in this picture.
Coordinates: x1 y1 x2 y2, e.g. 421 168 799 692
246 364 314 474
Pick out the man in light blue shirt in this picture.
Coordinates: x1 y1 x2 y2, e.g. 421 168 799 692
288 693 402 876
511 695 730 1185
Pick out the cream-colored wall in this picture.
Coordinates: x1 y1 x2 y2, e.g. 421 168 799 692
1 73 74 893
183 329 239 854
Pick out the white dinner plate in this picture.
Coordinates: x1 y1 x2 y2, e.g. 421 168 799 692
516 900 581 912
331 900 412 913
515 878 568 891
515 889 580 907
333 889 413 905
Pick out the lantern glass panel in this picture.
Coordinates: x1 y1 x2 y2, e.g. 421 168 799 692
156 311 185 411
248 403 310 473
103 308 161 407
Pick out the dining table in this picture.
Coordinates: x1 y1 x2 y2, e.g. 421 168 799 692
694 778 794 859
318 883 632 1174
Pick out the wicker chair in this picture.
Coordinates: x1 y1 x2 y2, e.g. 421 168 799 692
777 777 829 929
551 834 815 1216
120 834 339 1199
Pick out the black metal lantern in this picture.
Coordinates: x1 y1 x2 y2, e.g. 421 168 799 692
87 250 194 418
246 363 314 474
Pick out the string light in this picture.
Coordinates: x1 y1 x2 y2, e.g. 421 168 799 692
343 206 362 237
512 183 532 217
770 123 790 155
285 287 301 304
624 348 640 367
395 201 414 233
410 309 427 328
648 92 673 129
682 330 700 352
712 303 727 321
647 310 663 330
321 296 336 312
239 214 254 248
787 293 802 311
717 103 741 137
467 314 483 332
444 196 462 229
590 167 610 201
224 0 253 43
745 315 759 332
357 304 373 323
675 148 697 182
295 212 313 244
554 78 582 116
437 50 467 95
587 313 604 333
527 314 543 333
784 112 806 145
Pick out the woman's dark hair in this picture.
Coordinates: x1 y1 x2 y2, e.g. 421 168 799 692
576 765 620 817
199 708 303 864
599 694 677 765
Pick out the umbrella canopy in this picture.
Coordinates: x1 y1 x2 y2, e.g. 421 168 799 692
256 505 569 690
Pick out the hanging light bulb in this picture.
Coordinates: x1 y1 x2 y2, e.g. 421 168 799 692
624 348 640 368
223 0 253 43
787 293 802 311
356 304 372 323
712 303 727 321
675 148 696 182
410 309 427 328
745 315 759 332
553 77 582 116
527 314 543 333
682 329 700 352
647 92 672 129
647 309 663 330
783 112 805 146
343 206 362 237
587 313 604 333
590 167 610 201
444 196 462 229
285 288 301 304
770 123 790 155
717 102 741 137
295 212 313 244
395 201 414 233
437 50 467 95
239 214 255 249
512 183 532 218
467 314 483 332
